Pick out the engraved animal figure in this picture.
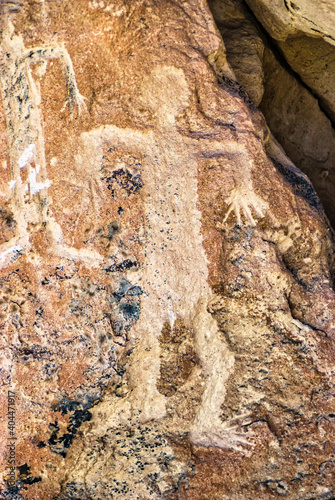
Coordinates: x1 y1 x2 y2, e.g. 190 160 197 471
79 66 260 449
0 0 101 267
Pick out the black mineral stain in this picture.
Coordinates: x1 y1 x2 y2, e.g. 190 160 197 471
59 481 85 500
59 425 175 498
104 258 139 273
218 74 257 112
274 160 321 211
105 221 119 240
2 486 21 498
119 300 141 322
48 421 60 446
0 208 17 245
17 464 42 487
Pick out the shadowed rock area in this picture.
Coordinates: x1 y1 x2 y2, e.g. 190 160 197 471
209 0 335 227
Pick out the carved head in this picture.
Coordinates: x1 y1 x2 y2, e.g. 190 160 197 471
140 66 191 125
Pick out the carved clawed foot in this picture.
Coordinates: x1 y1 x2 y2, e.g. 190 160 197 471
61 93 87 119
190 414 254 453
221 188 269 227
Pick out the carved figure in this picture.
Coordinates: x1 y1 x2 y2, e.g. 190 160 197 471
79 65 263 449
0 0 101 267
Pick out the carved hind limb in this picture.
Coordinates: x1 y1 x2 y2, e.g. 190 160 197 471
188 299 255 452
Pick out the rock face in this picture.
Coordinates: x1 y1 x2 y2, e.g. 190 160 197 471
208 0 335 227
244 0 335 122
0 1 334 499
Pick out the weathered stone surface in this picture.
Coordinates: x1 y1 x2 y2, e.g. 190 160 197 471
0 1 335 499
244 0 335 123
260 46 335 229
245 0 335 42
208 0 266 106
209 0 335 226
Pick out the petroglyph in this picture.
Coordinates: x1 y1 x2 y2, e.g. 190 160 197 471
0 2 101 267
79 65 263 449
215 143 269 227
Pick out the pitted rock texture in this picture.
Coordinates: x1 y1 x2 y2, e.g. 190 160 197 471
0 1 335 499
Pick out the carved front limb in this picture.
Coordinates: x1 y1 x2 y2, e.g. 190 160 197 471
222 149 268 227
22 43 87 118
200 141 269 227
222 186 268 227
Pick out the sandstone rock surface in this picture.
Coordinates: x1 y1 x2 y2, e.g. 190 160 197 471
0 1 334 499
209 0 335 227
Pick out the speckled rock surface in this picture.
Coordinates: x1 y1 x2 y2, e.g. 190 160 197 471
0 1 335 499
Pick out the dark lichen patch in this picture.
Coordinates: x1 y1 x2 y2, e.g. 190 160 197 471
273 159 321 211
2 486 22 499
105 221 120 240
59 481 87 500
52 396 94 415
119 299 140 322
102 167 143 198
104 258 139 273
55 265 78 280
14 344 49 362
48 398 94 458
0 207 17 244
157 320 198 397
109 278 143 336
262 479 289 496
17 464 42 489
111 278 142 301
59 424 181 499
82 222 121 249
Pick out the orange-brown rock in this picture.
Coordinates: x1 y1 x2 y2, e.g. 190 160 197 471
0 1 334 499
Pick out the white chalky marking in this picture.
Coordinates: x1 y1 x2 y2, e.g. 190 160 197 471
78 67 247 449
0 245 23 263
18 144 35 169
27 166 52 195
